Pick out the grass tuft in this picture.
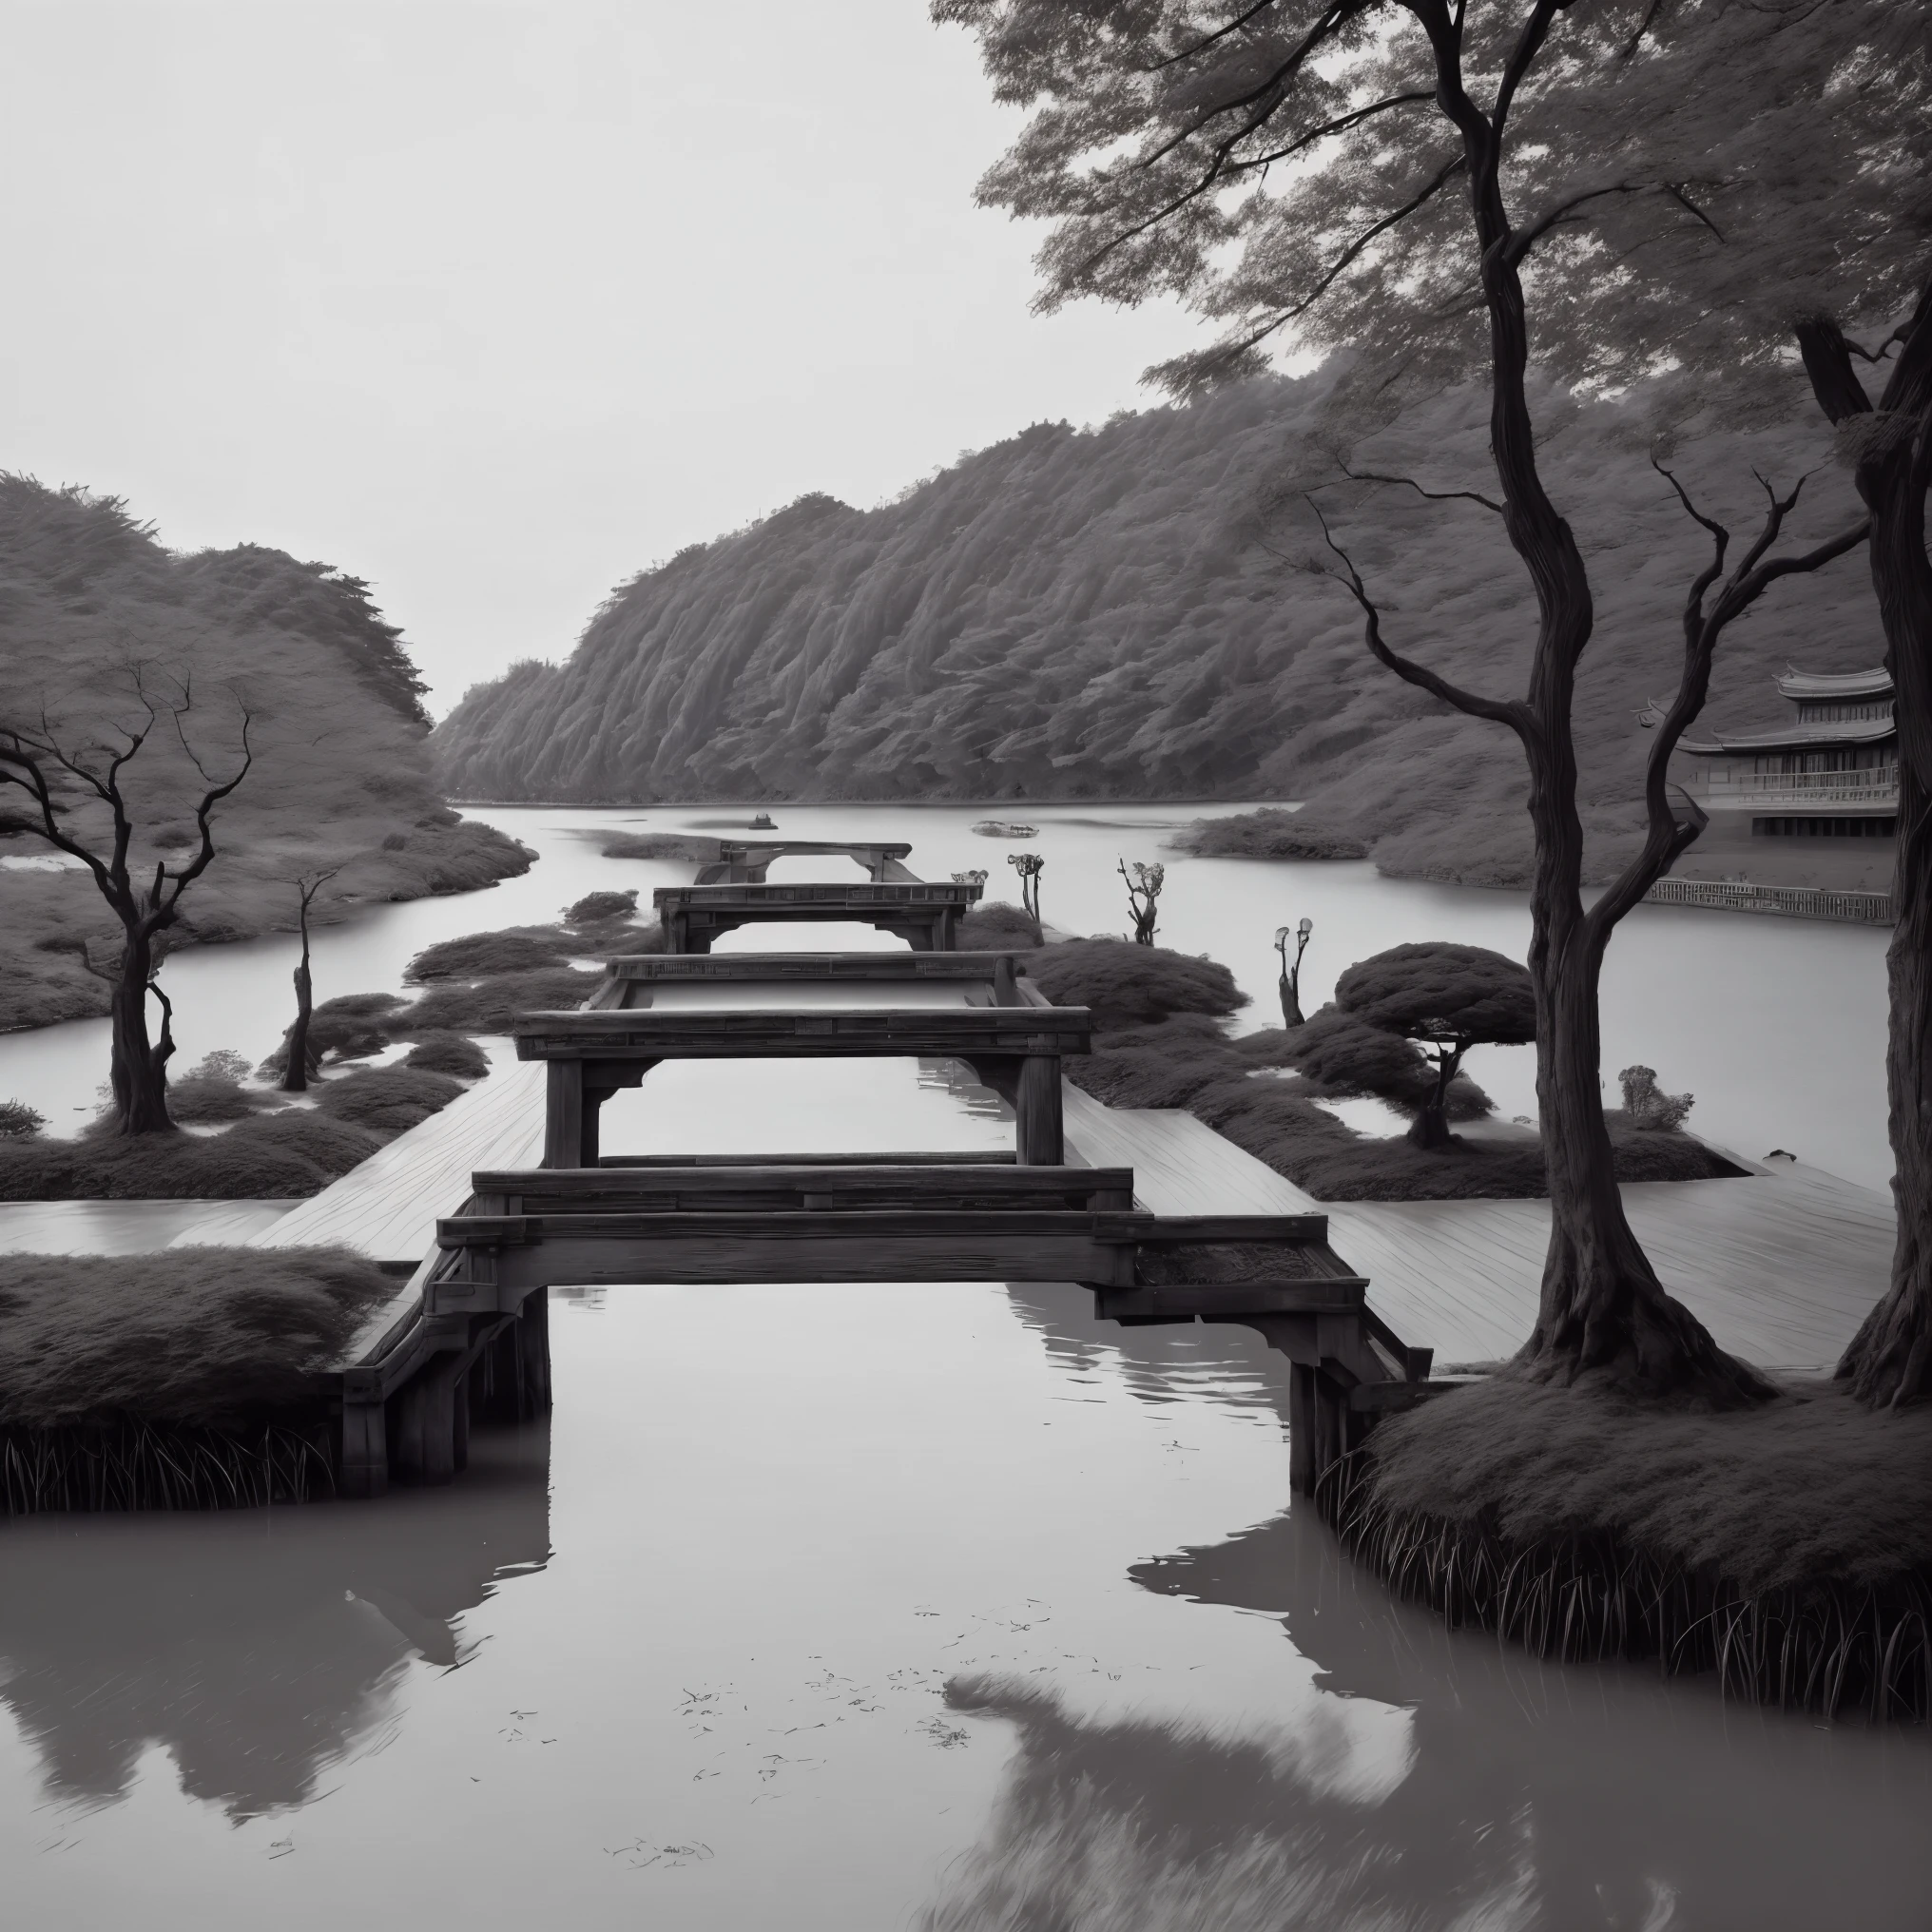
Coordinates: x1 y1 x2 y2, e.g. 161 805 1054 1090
392 966 603 1035
404 927 577 981
1323 1376 1932 1719
957 899 1044 950
311 1064 464 1134
0 1246 395 1430
1024 939 1246 1029
400 1033 491 1078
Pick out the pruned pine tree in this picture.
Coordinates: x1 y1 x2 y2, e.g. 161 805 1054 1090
0 667 252 1133
1334 943 1535 1149
938 0 1924 1401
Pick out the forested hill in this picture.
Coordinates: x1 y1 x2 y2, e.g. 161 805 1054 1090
430 374 1880 884
0 477 527 1031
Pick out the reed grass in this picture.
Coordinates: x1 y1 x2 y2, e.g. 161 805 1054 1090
0 1418 333 1514
1324 1377 1932 1720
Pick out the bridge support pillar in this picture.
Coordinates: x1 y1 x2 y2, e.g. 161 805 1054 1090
394 1353 465 1485
1014 1054 1063 1165
339 1400 388 1498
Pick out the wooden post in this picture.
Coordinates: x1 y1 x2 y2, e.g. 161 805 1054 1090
545 1060 585 1169
394 1354 463 1485
1288 1364 1318 1494
339 1400 388 1498
518 1287 552 1414
1014 1053 1062 1164
581 1085 614 1166
993 955 1018 1006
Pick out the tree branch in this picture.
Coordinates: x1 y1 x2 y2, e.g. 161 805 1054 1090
1502 181 1644 268
1337 456 1504 513
1305 493 1535 737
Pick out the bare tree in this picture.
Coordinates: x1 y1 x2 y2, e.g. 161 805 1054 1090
942 0 1896 1402
280 868 341 1093
0 668 252 1133
1118 858 1163 944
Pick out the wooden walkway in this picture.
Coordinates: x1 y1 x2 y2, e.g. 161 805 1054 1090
1061 1082 1887 1374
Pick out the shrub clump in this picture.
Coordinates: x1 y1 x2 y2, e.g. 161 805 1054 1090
1362 1374 1932 1597
167 1074 274 1125
0 1109 380 1201
1281 1008 1493 1120
312 1065 465 1134
0 1101 46 1140
0 1246 396 1426
1175 807 1367 861
393 966 602 1034
257 992 405 1078
601 831 724 861
404 927 577 982
564 889 638 925
1024 938 1246 1030
958 899 1043 950
401 1033 492 1078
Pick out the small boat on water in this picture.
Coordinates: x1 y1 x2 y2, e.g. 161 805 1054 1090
972 820 1037 839
748 812 778 830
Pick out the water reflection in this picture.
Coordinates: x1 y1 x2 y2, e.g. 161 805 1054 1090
0 1424 550 1821
922 1504 1932 1930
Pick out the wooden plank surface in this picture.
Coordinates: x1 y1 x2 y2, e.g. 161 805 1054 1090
514 1007 1092 1059
610 952 1030 981
1061 1084 1889 1372
252 1060 548 1263
1060 1083 1323 1214
655 882 980 908
473 1164 1135 1210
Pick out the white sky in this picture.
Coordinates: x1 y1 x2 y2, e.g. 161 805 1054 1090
0 1 1205 716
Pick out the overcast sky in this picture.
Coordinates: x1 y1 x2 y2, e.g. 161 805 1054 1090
0 1 1206 715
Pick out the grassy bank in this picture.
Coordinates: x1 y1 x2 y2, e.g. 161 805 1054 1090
0 1246 397 1511
1326 1376 1932 1719
1020 939 1734 1201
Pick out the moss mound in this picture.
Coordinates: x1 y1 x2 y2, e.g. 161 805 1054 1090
401 1033 491 1078
0 1246 396 1426
957 899 1043 950
404 927 577 981
1176 808 1368 861
166 1074 275 1125
0 1107 380 1201
601 832 724 861
394 966 602 1034
1364 1375 1932 1597
312 1065 464 1134
564 889 638 925
1024 939 1246 1029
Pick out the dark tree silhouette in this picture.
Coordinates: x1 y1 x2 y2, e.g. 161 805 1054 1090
280 868 340 1094
0 669 251 1134
1335 943 1535 1149
1118 858 1163 944
1008 850 1043 921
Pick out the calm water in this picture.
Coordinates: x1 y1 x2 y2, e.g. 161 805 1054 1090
0 803 1922 1928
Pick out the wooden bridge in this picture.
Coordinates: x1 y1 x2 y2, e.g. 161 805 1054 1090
280 860 1439 1500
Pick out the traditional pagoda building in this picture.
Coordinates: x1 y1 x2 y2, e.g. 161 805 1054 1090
1656 667 1898 897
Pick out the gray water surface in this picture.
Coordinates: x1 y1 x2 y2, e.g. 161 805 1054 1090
0 804 1921 1928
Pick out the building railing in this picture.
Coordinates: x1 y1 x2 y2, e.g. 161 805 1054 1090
1643 879 1895 923
1689 765 1898 806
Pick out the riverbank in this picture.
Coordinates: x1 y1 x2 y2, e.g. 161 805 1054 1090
1326 1373 1932 1720
0 1246 396 1510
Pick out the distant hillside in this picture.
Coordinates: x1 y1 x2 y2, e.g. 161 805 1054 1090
431 374 1879 885
0 477 528 1031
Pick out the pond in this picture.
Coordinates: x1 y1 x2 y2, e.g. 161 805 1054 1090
0 802 1922 1929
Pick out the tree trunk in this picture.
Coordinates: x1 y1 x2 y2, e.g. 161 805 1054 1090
106 927 175 1135
1839 388 1932 1407
1517 910 1768 1398
282 904 316 1093
1470 213 1768 1403
1406 1044 1460 1150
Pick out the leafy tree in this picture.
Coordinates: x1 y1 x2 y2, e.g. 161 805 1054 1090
937 0 1913 1401
0 668 252 1133
1335 943 1535 1148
